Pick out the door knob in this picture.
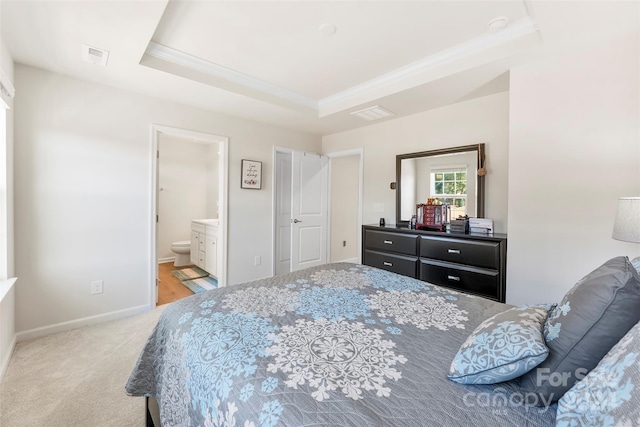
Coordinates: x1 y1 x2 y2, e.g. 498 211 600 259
292 219 302 223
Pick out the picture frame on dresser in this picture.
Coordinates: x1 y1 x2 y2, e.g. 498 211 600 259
361 225 507 302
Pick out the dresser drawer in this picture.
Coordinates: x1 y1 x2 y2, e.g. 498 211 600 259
420 236 500 269
419 260 500 301
365 230 418 256
364 250 418 277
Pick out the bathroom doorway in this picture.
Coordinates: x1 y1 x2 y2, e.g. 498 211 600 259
149 125 228 308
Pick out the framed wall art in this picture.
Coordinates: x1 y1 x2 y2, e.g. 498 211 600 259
241 159 262 189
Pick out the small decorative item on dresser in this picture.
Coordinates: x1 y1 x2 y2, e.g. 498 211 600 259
469 218 493 234
450 217 469 234
417 203 444 227
416 202 447 231
379 217 385 227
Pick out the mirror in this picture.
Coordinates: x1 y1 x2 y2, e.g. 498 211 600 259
395 144 485 225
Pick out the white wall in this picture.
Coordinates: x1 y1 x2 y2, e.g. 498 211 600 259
507 33 640 305
157 135 213 261
330 155 359 262
13 65 320 334
322 92 510 232
0 24 16 381
206 144 220 218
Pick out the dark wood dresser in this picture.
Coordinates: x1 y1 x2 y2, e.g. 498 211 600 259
362 225 507 302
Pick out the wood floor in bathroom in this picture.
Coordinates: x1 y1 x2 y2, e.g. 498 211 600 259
157 261 195 305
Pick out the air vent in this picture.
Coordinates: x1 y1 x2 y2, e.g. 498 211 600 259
350 106 396 121
82 44 109 66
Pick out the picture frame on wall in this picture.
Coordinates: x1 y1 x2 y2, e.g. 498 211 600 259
241 159 262 189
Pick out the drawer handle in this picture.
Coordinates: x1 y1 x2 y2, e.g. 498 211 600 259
447 275 461 281
447 249 461 254
383 262 393 267
383 240 393 244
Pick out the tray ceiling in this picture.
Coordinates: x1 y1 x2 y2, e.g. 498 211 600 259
2 1 638 134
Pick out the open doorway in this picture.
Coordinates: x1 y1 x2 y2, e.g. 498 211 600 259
327 149 363 264
149 125 228 308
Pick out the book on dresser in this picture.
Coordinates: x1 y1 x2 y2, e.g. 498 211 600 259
361 224 507 302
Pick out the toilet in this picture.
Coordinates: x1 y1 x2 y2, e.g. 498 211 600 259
170 241 191 267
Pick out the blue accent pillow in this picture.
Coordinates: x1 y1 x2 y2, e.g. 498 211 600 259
448 305 549 385
556 320 640 426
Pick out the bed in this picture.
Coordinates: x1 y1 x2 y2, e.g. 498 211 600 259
126 262 565 426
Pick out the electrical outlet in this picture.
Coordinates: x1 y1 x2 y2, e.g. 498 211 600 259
254 256 261 266
91 280 103 295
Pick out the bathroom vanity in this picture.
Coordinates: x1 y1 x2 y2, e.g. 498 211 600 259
191 219 218 277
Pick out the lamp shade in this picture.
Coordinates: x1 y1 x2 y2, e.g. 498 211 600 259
612 197 640 243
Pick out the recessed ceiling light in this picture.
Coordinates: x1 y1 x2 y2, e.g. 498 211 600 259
319 23 337 37
487 16 509 33
350 106 396 122
82 44 109 66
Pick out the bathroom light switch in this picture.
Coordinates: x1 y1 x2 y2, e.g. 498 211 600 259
254 256 261 266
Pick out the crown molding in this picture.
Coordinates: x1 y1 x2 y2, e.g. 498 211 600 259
318 17 539 116
144 14 538 118
0 67 15 100
144 42 318 111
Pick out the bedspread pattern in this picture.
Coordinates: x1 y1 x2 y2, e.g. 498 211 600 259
126 263 555 426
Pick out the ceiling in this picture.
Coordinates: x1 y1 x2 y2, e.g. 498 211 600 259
1 1 638 135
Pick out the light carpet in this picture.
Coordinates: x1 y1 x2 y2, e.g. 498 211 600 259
0 306 166 427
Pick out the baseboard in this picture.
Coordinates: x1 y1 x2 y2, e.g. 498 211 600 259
158 257 175 264
334 257 359 264
16 304 151 342
0 333 16 384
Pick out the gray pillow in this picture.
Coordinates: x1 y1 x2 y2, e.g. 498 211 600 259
518 256 640 405
556 320 640 426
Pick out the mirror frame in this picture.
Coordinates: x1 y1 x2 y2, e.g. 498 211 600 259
395 143 485 226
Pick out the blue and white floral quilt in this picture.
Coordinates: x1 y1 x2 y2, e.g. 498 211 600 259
126 263 555 426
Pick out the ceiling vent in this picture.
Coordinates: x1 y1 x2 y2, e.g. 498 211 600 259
82 44 109 66
350 105 396 121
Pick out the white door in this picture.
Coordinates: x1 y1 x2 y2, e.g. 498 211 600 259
291 151 329 271
275 152 292 275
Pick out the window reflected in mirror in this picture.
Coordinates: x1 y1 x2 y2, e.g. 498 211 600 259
400 151 477 220
396 144 485 225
